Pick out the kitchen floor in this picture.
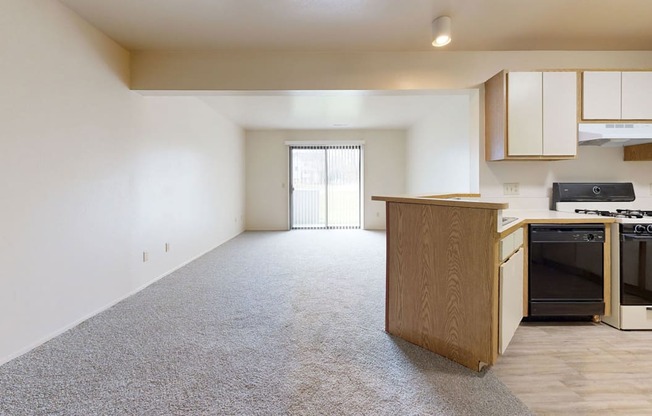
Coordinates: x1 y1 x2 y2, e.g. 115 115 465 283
492 321 652 415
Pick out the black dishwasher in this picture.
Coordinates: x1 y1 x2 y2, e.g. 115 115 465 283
529 224 605 316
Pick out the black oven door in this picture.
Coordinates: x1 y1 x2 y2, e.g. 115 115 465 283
620 233 652 305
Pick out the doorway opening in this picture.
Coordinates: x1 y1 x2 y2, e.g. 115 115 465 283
290 145 361 229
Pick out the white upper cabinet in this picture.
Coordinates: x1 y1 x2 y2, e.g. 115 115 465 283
485 70 578 161
583 71 652 120
622 72 652 120
506 71 577 157
507 72 543 156
582 72 621 120
543 72 578 156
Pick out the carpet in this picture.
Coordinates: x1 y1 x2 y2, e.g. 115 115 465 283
0 230 531 415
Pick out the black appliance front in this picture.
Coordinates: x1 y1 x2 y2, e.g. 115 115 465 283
620 225 652 305
529 224 605 316
551 182 635 208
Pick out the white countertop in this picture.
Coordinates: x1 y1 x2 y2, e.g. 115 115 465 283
498 209 615 234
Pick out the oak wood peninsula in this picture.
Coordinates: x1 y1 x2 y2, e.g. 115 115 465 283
372 194 616 372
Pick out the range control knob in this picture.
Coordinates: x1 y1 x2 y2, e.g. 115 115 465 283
634 224 646 234
586 234 595 241
647 224 652 234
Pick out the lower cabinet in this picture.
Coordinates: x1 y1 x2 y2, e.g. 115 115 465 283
499 245 525 354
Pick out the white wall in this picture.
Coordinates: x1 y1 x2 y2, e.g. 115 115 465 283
0 0 245 364
406 93 477 195
479 146 652 209
245 130 405 230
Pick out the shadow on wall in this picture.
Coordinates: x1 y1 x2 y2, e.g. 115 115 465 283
54 0 130 87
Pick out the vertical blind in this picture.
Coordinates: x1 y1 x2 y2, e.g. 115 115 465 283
290 145 361 229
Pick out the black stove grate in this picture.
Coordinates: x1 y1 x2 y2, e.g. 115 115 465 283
574 209 651 219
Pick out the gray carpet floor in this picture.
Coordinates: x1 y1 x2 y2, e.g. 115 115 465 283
0 230 532 415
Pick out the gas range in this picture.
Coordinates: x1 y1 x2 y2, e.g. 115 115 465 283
552 182 652 226
551 182 652 330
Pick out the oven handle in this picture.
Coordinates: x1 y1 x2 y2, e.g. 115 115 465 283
621 234 652 242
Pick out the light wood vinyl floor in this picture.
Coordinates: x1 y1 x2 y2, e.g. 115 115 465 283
492 322 652 415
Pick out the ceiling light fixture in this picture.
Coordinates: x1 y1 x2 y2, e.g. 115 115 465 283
431 16 452 47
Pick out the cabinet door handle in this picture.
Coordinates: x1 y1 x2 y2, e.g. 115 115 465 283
646 307 652 311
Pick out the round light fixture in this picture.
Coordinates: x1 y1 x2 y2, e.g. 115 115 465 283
432 16 452 47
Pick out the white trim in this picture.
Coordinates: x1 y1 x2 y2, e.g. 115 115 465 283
0 234 242 367
284 140 365 146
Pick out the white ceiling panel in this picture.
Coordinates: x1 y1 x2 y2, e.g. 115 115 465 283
59 0 652 51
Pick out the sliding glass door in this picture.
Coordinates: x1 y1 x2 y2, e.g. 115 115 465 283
290 145 361 229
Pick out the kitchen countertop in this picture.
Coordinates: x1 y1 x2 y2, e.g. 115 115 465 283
498 209 616 235
371 194 616 235
371 194 508 210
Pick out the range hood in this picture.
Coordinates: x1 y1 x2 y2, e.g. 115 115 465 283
578 123 652 147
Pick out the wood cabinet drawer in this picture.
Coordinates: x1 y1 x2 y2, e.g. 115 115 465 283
500 227 524 262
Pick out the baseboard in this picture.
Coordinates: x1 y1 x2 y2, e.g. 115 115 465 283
244 227 290 231
0 232 242 367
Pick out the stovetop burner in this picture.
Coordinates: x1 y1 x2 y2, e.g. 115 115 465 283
555 183 652 224
617 209 652 217
573 209 651 219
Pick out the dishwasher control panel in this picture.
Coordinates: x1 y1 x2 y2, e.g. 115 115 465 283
529 225 605 243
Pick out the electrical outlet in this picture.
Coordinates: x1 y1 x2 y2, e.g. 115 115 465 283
503 183 520 195
165 243 170 253
143 251 149 262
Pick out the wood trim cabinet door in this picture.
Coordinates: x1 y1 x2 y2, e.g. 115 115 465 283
622 72 652 120
507 72 543 156
543 72 578 156
582 71 621 120
485 70 578 161
499 247 524 354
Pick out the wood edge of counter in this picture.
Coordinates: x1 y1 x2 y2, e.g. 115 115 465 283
418 193 482 199
371 196 508 210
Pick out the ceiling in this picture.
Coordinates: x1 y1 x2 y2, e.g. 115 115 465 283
193 91 470 129
60 0 652 52
58 1 652 130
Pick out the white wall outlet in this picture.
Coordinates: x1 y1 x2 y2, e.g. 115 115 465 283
165 243 170 253
143 251 149 262
503 183 520 195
